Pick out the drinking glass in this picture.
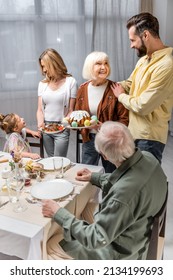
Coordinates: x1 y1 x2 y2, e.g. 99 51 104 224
9 165 27 212
53 157 64 179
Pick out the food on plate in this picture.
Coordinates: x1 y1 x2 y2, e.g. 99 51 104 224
25 160 44 173
90 115 98 125
25 160 45 179
84 119 91 127
71 121 78 127
68 110 99 127
43 123 64 133
68 110 91 127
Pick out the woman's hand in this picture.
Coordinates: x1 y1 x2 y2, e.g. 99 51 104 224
90 120 102 131
75 168 92 181
42 199 60 218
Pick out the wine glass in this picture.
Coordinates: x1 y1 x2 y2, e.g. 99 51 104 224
9 167 27 213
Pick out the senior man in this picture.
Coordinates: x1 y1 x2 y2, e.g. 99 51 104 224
42 121 167 260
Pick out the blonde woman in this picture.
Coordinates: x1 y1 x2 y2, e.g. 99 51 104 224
37 48 77 157
75 51 129 172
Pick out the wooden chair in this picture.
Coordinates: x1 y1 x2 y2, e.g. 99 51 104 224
26 132 44 158
146 188 168 260
76 130 83 163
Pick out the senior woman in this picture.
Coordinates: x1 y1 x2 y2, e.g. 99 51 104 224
75 51 129 172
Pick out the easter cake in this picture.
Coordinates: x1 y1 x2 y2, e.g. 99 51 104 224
69 110 91 127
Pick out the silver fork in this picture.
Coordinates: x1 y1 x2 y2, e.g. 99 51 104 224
25 196 41 205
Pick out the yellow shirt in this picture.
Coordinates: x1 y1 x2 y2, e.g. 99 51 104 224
119 47 173 144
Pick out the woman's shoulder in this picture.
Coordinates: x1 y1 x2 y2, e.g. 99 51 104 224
38 80 48 94
106 79 114 84
66 76 77 85
66 76 78 92
79 80 90 89
39 78 47 84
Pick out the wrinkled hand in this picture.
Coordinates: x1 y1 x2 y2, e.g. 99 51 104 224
89 120 102 131
75 168 92 181
111 82 125 98
42 199 60 218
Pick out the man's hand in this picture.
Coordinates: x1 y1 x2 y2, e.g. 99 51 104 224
111 82 125 98
75 168 92 181
42 199 60 217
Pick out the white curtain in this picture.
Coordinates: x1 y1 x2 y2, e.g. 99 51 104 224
0 0 152 149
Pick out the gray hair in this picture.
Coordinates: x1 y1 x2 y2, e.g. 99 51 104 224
95 121 135 166
82 51 111 80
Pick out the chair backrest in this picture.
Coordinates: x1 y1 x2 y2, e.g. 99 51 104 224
76 130 83 163
146 188 168 260
26 132 44 158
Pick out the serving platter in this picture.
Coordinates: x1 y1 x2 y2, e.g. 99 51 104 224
66 125 96 130
42 128 65 134
30 179 73 200
42 124 65 134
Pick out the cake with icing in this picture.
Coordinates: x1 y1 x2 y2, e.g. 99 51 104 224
69 110 91 127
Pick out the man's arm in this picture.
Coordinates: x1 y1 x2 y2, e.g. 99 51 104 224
112 64 173 115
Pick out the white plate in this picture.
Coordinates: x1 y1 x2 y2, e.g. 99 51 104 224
66 125 95 130
0 152 11 159
42 128 65 134
30 179 73 200
38 157 71 171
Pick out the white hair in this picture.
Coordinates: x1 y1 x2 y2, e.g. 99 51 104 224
82 51 111 80
95 121 135 166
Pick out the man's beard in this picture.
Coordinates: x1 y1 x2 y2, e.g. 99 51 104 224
136 39 147 57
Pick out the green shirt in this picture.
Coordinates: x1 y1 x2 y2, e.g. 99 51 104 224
119 47 173 144
54 149 167 259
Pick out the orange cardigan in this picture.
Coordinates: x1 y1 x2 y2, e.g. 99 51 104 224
75 80 129 142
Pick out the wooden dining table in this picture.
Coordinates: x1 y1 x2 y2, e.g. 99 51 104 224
0 152 103 260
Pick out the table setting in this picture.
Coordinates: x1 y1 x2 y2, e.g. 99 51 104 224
0 152 104 259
